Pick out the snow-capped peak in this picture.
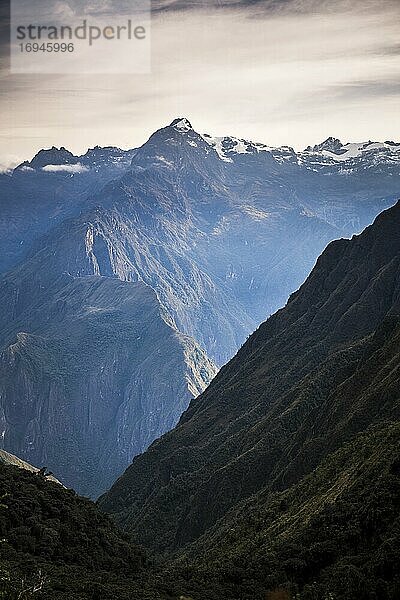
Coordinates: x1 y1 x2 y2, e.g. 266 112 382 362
302 139 400 164
201 133 295 164
170 117 193 133
202 134 267 161
23 146 78 170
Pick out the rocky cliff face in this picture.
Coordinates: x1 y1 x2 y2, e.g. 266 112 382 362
0 276 216 497
99 200 400 554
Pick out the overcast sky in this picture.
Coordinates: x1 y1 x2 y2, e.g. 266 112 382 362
0 0 399 169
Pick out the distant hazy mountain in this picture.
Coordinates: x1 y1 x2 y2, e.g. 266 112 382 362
203 130 400 231
100 201 400 565
0 145 137 273
0 273 215 497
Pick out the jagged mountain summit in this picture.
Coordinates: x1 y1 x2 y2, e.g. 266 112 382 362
203 131 400 174
15 144 137 173
100 201 400 566
21 146 79 170
305 136 345 153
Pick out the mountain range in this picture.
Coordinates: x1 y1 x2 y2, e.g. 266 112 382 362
0 117 399 497
2 118 399 362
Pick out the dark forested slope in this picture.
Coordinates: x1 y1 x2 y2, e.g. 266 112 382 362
100 201 400 558
0 461 157 600
169 421 400 600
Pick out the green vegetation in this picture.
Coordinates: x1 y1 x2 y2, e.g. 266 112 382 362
169 422 400 599
0 463 155 599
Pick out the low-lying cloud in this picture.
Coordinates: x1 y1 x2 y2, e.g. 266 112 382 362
42 163 89 173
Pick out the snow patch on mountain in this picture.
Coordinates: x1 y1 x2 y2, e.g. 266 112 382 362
201 135 233 162
199 127 400 171
241 205 271 221
155 155 174 167
201 134 267 160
